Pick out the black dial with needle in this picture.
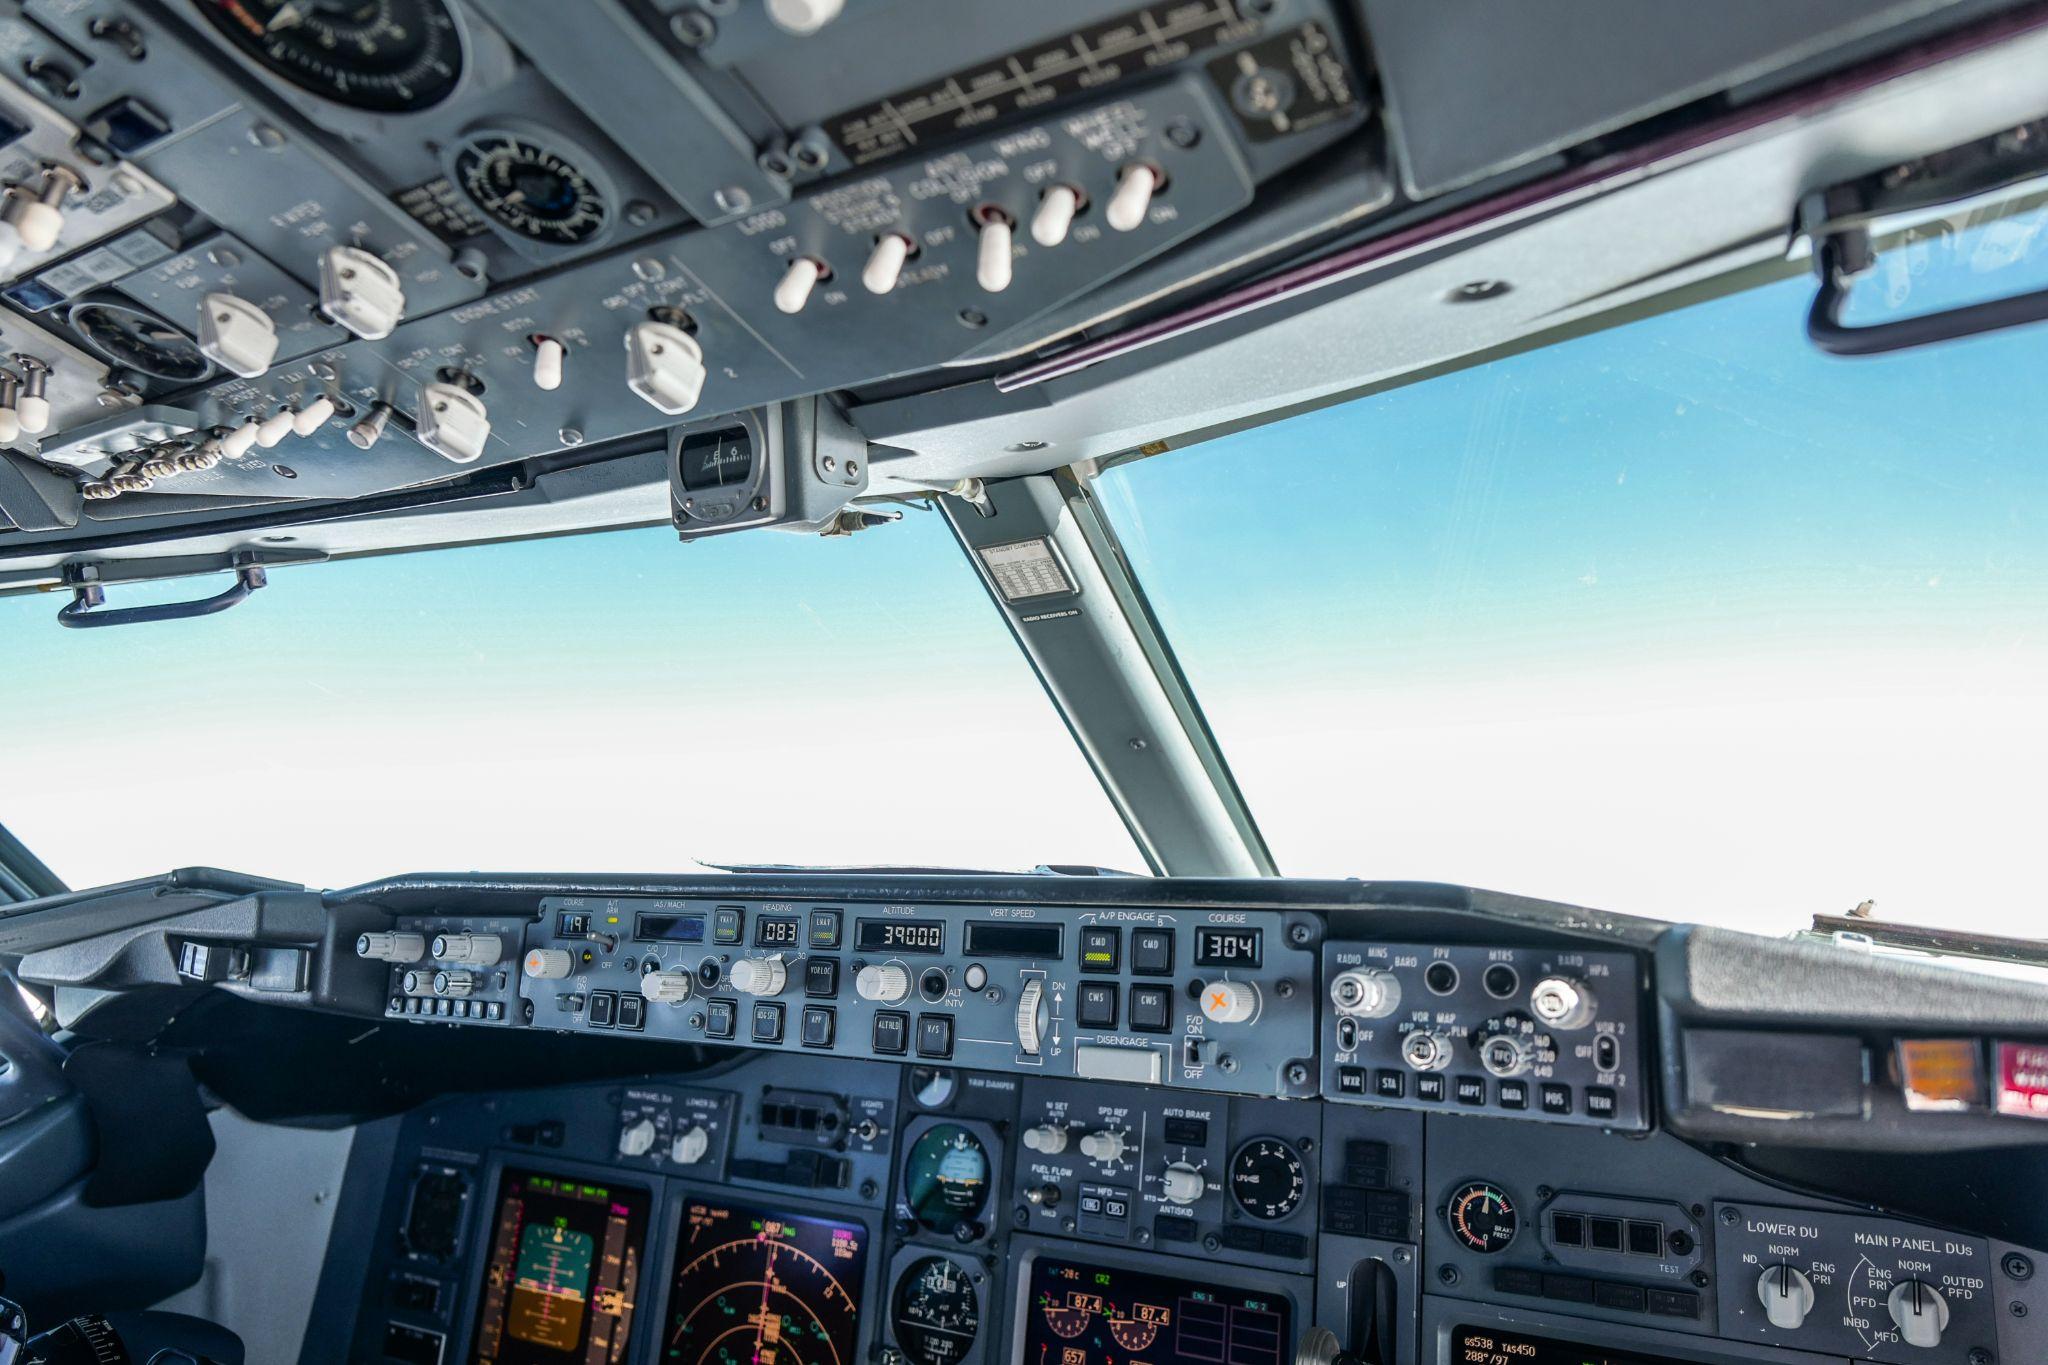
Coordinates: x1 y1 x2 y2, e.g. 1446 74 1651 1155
1446 1180 1518 1253
195 0 465 113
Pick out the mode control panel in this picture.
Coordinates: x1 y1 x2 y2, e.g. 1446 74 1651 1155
365 913 530 1025
518 896 1320 1097
1010 1078 1319 1270
1714 1202 1998 1365
1321 942 1647 1130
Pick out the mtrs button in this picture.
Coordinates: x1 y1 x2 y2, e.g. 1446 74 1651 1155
1130 928 1174 975
872 1011 908 1055
1077 982 1118 1029
1079 926 1120 973
916 1013 954 1059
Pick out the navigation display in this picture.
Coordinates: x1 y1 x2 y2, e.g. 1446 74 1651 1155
1452 1327 1696 1365
1021 1256 1289 1365
662 1199 868 1365
470 1167 650 1365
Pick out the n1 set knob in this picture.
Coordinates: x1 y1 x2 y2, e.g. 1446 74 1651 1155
729 955 788 996
1021 1124 1068 1155
1200 979 1258 1024
432 932 504 965
1161 1162 1207 1205
1756 1264 1815 1330
522 948 573 980
856 963 910 1004
357 931 426 963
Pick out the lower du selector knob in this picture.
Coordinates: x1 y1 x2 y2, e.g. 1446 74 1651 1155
729 955 788 996
670 1125 709 1165
1756 1264 1815 1330
855 963 910 1004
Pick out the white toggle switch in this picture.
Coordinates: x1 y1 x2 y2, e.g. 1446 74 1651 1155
1031 186 1079 247
0 167 80 260
532 336 565 391
416 382 490 464
862 234 911 294
1106 164 1159 232
624 321 706 415
976 213 1014 292
774 256 823 314
291 395 335 436
766 0 844 34
254 407 297 448
319 245 406 340
197 293 280 379
0 402 19 445
15 359 51 435
221 420 261 459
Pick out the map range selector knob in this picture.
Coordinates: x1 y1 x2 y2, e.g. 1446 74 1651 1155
1529 975 1596 1029
1015 979 1047 1055
729 955 788 996
1886 1279 1949 1349
1161 1162 1207 1205
1330 967 1400 1019
432 970 476 997
1022 1124 1068 1155
357 931 425 963
431 932 503 965
1756 1264 1815 1330
1200 980 1258 1024
1079 1130 1126 1163
523 948 573 980
856 963 911 1004
617 1118 657 1158
645 970 695 1004
670 1125 709 1165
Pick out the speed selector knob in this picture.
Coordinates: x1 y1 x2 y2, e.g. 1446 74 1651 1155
1161 1162 1207 1206
670 1125 709 1165
856 963 910 1004
432 932 504 965
729 955 788 996
617 1118 656 1158
1022 1124 1067 1155
1756 1264 1815 1330
522 948 573 981
1079 1130 1126 1163
1015 978 1047 1056
645 970 695 1004
1887 1279 1949 1349
1200 980 1258 1024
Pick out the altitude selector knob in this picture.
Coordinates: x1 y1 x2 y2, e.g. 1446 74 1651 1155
1161 1162 1207 1205
729 955 788 996
856 963 911 1004
1886 1280 1949 1349
523 948 573 980
1756 1264 1816 1331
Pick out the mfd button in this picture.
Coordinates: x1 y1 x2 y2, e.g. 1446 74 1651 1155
916 1013 954 1059
1077 982 1118 1029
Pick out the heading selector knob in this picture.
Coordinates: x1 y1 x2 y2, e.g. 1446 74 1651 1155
523 948 573 980
1756 1264 1815 1330
856 963 910 1004
645 970 695 1004
1200 980 1258 1024
1887 1279 1949 1349
729 955 788 997
1079 1130 1126 1163
357 931 426 963
432 932 503 965
1530 975 1596 1029
1022 1123 1068 1155
1161 1162 1207 1205
1330 967 1400 1019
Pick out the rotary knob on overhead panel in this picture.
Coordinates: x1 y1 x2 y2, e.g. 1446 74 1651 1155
197 293 279 379
856 963 910 1004
670 1125 709 1165
432 933 504 965
617 1118 657 1158
729 955 788 996
522 948 573 981
318 244 406 340
1161 1162 1208 1206
624 320 706 415
645 969 695 1004
416 382 491 464
1078 1130 1126 1163
1014 978 1047 1056
1200 979 1258 1024
1756 1264 1815 1331
1022 1124 1068 1155
1886 1280 1949 1349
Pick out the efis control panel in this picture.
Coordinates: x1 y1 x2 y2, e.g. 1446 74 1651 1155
517 896 1320 1096
365 913 531 1025
1321 942 1648 1130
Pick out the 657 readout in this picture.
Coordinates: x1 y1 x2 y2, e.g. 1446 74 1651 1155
1194 927 1262 968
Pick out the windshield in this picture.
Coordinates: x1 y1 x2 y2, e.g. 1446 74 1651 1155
1096 211 2048 936
0 510 1141 889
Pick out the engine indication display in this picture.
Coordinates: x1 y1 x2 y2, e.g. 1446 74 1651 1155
1023 1255 1290 1365
1446 1181 1518 1254
196 0 465 113
856 918 946 955
469 1168 649 1365
902 1125 990 1236
664 1200 867 1365
891 1256 981 1365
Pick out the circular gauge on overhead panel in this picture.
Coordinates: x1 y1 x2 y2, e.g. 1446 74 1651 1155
452 129 612 247
1446 1180 1518 1254
66 297 213 383
892 1255 981 1365
902 1124 990 1236
194 0 465 114
1228 1137 1307 1221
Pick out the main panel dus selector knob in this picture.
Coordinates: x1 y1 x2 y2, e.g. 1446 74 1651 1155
1886 1279 1949 1349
